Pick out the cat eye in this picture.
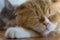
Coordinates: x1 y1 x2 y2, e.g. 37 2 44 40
48 15 55 22
39 16 45 23
48 17 51 21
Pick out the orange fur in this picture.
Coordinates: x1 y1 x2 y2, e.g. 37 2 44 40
13 0 60 36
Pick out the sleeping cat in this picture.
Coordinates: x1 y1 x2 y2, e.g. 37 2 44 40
0 0 16 29
0 0 29 29
5 0 60 38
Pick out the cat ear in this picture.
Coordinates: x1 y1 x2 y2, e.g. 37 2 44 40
4 0 13 10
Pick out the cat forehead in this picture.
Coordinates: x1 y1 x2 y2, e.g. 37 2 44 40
51 2 60 13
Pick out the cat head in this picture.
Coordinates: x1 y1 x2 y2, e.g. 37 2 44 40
0 0 15 20
13 0 60 36
0 0 16 29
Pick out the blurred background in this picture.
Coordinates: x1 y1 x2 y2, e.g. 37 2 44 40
0 0 26 12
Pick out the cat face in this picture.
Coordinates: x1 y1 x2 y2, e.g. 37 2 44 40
0 0 15 20
14 0 60 35
42 2 60 35
0 0 16 29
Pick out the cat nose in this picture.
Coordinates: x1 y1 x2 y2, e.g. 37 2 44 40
43 22 49 27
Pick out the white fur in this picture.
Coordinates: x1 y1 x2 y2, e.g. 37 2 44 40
5 27 31 38
42 17 58 36
0 0 27 11
5 26 39 38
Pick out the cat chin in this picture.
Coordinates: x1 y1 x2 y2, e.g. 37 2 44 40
42 22 57 36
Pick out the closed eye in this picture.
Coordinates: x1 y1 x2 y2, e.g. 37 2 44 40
48 17 51 20
48 16 52 22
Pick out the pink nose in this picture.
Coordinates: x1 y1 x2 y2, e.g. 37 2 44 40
43 22 49 27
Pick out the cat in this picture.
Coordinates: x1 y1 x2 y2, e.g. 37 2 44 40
5 0 40 38
0 0 27 29
0 0 16 29
5 0 60 38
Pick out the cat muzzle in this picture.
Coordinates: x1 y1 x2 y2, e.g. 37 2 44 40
43 22 49 30
43 22 49 27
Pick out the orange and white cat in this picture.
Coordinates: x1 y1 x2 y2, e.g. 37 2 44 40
5 0 60 38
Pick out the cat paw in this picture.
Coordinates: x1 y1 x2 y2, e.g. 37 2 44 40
5 27 31 38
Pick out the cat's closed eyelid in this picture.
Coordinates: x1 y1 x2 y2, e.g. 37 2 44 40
48 17 52 22
48 14 60 23
39 17 45 23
